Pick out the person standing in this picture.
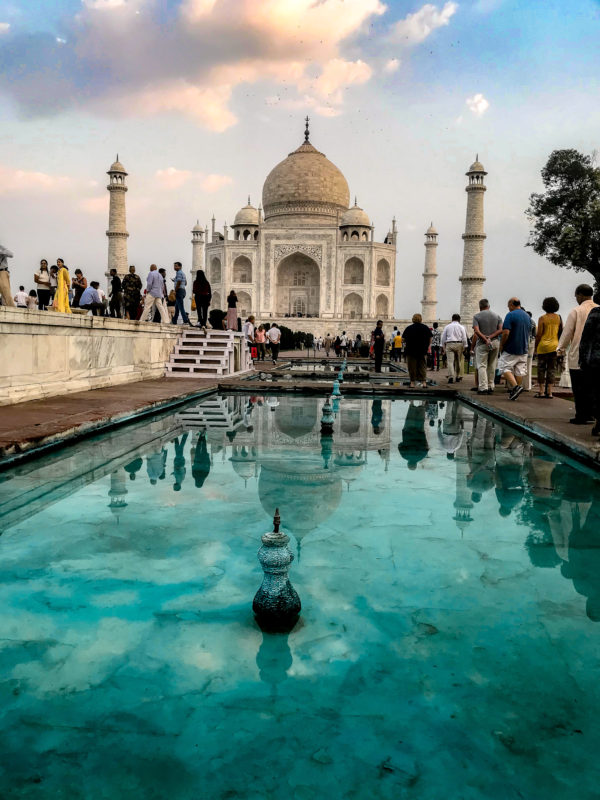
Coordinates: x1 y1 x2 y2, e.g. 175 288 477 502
402 313 432 388
557 284 598 424
266 322 281 364
79 281 105 316
371 320 386 373
34 260 52 310
534 297 562 399
0 244 15 307
255 325 267 361
141 265 169 323
122 265 142 320
472 299 503 394
171 261 191 326
340 331 348 357
226 290 238 331
48 265 58 306
392 330 403 363
498 297 531 401
441 314 468 384
430 322 441 370
324 333 332 357
26 290 37 310
53 259 71 313
193 269 212 330
242 315 255 354
579 303 600 436
389 326 399 360
108 268 123 318
13 285 28 307
71 269 87 308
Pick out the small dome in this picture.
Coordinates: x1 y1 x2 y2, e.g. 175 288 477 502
340 200 370 228
467 157 486 174
108 158 127 174
233 199 259 227
192 220 203 232
426 222 437 235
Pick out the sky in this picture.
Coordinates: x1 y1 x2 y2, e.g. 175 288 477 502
1 0 599 319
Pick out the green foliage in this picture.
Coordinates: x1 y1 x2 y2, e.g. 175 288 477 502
276 325 314 350
526 149 600 288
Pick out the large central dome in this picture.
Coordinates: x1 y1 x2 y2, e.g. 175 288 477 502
262 139 350 226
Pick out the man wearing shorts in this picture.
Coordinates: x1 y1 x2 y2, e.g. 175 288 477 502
498 297 530 400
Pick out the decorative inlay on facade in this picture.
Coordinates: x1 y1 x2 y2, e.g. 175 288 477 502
273 244 323 266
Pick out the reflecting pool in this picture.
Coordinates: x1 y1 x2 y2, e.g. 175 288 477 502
1 394 599 798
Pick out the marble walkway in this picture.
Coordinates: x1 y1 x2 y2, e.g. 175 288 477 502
1 353 599 467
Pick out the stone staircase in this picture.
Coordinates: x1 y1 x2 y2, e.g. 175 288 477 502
165 329 251 377
176 395 244 431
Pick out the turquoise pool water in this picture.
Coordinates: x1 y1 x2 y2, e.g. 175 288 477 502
1 394 599 798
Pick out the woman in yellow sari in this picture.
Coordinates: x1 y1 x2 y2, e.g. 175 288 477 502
53 258 71 313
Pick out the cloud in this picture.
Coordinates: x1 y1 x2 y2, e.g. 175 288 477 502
155 167 232 192
389 2 458 44
0 0 385 128
0 23 10 34
0 165 72 193
81 196 109 214
466 92 490 116
383 58 401 73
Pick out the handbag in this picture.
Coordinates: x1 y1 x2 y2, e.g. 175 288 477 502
251 346 258 359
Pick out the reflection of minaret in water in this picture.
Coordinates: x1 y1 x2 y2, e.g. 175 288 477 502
108 471 128 523
453 434 474 537
256 632 293 699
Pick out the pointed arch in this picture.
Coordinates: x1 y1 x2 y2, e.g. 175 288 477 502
344 257 364 285
233 255 252 284
376 259 390 286
343 292 363 319
375 294 389 318
210 257 222 283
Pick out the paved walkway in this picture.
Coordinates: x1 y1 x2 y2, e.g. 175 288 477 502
1 358 598 467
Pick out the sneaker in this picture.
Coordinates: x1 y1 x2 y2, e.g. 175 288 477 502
509 385 524 401
448 377 454 384
477 390 488 395
487 388 494 394
470 387 479 392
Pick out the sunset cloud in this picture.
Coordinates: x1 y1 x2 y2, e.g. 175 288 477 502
0 23 10 34
155 167 232 192
0 165 72 193
390 2 458 44
0 0 386 128
466 92 490 116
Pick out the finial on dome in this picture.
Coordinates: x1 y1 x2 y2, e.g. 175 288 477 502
248 195 251 205
304 116 310 143
116 153 119 161
354 196 358 207
476 153 479 161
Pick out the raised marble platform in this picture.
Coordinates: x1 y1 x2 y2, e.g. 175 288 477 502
0 307 180 406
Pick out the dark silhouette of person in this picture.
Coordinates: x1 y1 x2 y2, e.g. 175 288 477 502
371 399 383 434
124 457 143 481
398 402 429 470
192 432 211 489
172 433 188 491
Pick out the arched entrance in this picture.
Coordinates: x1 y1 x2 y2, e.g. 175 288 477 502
276 252 320 317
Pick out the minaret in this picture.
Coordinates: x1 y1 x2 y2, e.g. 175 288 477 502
459 156 487 327
191 220 204 275
421 222 438 323
106 156 129 284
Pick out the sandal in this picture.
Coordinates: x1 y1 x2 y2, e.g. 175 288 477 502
544 394 554 399
534 392 544 398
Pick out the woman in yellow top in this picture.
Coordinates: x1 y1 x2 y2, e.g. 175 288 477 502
52 258 71 314
535 296 562 398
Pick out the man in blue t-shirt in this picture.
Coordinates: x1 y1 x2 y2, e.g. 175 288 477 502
498 297 531 400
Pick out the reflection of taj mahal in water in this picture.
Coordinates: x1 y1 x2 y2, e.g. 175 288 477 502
177 395 392 551
192 120 397 326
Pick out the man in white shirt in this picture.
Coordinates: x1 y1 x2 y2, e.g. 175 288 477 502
557 283 598 424
441 314 468 383
13 285 28 308
242 315 255 352
141 265 169 324
266 323 281 363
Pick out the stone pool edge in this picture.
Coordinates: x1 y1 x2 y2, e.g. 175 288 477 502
0 385 218 471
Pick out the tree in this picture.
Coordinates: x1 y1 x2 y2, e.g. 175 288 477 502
526 149 600 291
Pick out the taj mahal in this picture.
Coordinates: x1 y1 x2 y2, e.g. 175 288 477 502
194 119 397 329
106 119 488 334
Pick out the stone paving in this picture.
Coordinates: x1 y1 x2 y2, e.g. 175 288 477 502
0 354 598 467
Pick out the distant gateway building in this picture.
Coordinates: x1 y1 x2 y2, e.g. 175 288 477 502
198 121 397 325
